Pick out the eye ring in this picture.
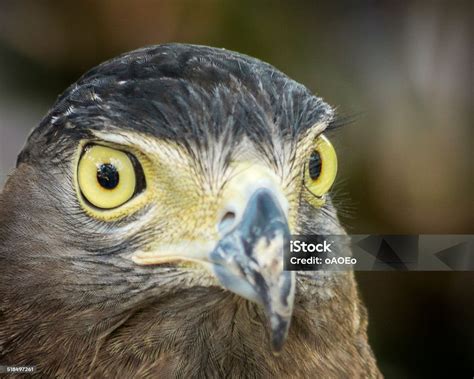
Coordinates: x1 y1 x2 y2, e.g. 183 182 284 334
304 134 338 200
77 144 146 210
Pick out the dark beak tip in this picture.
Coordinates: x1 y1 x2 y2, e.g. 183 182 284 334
271 340 285 355
270 332 288 354
269 314 291 353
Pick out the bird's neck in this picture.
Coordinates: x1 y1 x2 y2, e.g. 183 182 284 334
83 287 379 377
1 286 379 377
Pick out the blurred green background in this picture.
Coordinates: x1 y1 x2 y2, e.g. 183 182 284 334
0 1 472 377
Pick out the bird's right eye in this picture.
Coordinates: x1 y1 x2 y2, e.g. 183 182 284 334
77 145 145 209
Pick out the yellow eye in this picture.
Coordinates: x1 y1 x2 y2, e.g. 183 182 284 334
78 145 138 209
304 134 338 198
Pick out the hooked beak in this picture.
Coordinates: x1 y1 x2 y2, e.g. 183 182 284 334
210 188 295 352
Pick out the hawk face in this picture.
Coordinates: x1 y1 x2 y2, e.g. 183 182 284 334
0 44 377 377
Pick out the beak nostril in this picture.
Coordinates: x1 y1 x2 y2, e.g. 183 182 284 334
218 211 237 234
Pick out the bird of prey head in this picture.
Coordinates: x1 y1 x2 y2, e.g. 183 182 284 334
0 44 380 377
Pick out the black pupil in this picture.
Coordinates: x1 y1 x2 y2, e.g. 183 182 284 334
97 163 119 189
308 150 322 180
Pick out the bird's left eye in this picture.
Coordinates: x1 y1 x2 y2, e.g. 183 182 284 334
304 134 338 198
77 145 145 209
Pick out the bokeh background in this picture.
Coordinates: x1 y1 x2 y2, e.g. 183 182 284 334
0 1 472 377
